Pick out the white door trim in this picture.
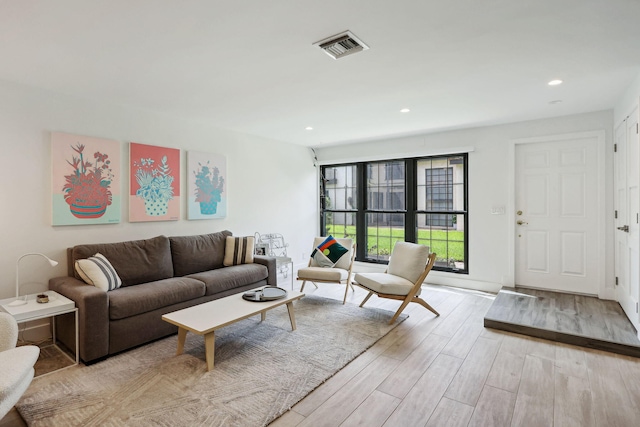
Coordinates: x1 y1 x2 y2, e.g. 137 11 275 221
506 130 607 297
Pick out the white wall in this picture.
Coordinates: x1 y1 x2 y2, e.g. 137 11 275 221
314 111 614 294
615 72 640 124
0 80 318 302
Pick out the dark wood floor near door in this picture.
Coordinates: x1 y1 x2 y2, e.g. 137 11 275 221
484 287 640 358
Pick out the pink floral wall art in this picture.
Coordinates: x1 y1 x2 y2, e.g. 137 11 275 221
129 142 180 222
187 151 226 220
51 132 121 226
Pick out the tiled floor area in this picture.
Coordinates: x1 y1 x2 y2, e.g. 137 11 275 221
484 287 640 358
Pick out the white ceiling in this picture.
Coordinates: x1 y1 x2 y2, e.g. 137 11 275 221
2 0 640 147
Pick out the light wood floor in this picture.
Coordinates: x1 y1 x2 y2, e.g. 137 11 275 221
3 283 640 427
270 282 640 427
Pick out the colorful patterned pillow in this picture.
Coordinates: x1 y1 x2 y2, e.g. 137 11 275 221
311 235 349 267
75 253 122 291
224 236 255 266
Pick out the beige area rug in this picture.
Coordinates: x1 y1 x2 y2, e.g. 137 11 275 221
17 295 405 427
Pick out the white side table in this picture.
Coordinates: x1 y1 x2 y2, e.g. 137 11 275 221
275 256 294 289
0 290 79 369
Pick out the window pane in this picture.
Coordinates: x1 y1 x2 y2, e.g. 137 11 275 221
416 213 465 270
324 212 357 242
366 213 404 261
367 161 405 210
323 165 357 210
417 157 464 211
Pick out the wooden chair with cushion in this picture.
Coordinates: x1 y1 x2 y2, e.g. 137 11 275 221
297 237 356 304
353 241 439 324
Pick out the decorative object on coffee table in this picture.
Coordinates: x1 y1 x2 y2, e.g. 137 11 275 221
242 286 287 302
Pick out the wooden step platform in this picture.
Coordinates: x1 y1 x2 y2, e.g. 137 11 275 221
484 287 640 357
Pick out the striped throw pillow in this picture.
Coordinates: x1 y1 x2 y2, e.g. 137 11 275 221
75 253 122 291
223 236 255 266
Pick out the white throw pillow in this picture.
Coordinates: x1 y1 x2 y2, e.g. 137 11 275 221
75 253 122 291
224 236 255 266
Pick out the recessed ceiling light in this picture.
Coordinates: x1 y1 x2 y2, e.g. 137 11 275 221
305 126 313 130
400 108 410 113
548 79 563 86
549 100 563 104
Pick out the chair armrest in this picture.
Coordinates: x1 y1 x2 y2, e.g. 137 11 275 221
49 276 109 363
0 345 39 391
253 256 277 286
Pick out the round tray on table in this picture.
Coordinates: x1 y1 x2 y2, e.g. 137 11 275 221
242 286 288 302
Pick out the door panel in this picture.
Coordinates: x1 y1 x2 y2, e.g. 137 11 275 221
560 232 585 276
615 108 640 331
515 135 600 295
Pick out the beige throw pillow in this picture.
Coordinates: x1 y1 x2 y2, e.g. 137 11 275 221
75 253 122 291
223 236 255 266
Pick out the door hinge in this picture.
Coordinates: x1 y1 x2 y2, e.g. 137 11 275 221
637 123 639 134
614 143 618 152
637 302 639 313
615 210 618 219
616 276 619 286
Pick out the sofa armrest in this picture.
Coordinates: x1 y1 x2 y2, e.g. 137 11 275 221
253 256 277 286
49 276 109 363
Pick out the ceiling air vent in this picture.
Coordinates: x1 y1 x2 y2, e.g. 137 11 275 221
313 30 369 60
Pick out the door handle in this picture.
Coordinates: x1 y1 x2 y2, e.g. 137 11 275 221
618 225 630 232
517 220 528 225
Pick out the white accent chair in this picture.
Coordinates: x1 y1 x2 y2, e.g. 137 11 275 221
353 241 439 324
0 312 40 420
297 238 356 304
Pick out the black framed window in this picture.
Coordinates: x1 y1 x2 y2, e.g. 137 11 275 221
321 154 468 273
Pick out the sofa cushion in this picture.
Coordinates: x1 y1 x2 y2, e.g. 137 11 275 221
187 263 268 296
71 235 173 287
297 266 349 282
169 230 232 277
108 277 206 320
354 272 419 296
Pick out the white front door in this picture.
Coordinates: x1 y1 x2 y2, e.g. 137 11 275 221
615 108 640 331
514 133 603 295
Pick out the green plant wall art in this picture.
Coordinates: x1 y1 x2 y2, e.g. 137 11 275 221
51 132 121 226
187 151 226 219
129 142 180 222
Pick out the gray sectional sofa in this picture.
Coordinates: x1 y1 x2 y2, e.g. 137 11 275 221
49 231 276 363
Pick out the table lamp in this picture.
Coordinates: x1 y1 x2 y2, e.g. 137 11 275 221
8 253 59 307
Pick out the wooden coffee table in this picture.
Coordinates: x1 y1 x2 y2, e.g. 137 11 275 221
162 289 304 371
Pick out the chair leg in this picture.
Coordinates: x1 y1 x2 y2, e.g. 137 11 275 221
349 282 355 292
389 298 413 324
312 282 319 289
414 297 440 316
342 283 349 304
359 291 374 307
300 280 307 292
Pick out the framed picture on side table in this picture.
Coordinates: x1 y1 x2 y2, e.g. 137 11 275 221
255 243 268 256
